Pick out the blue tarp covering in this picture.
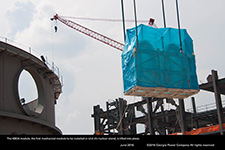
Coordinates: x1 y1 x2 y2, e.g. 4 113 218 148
122 24 199 94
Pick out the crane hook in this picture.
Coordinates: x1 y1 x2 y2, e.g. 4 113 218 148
51 17 58 32
54 26 58 32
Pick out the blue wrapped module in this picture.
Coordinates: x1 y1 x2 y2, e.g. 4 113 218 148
122 24 199 98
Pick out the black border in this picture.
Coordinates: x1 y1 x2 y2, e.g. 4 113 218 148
0 135 222 148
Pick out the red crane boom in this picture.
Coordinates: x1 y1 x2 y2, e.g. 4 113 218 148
51 14 124 51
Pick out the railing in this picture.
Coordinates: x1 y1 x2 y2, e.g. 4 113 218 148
186 100 225 113
0 36 63 86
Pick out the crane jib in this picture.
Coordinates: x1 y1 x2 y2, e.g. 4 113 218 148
52 14 124 51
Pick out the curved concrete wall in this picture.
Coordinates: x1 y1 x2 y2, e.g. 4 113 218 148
0 41 62 135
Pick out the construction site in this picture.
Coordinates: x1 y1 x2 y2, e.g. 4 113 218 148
92 73 225 135
0 0 225 137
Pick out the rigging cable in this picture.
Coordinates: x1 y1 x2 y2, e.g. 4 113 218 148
60 16 148 23
175 0 191 89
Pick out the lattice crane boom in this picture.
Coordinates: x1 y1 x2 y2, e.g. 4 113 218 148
51 14 124 51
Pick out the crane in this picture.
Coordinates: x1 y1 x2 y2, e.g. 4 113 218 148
51 14 124 51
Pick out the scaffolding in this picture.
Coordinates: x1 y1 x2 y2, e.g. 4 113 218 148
92 70 225 135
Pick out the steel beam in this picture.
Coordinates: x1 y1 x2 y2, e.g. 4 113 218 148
191 97 199 128
118 98 125 135
178 99 187 135
147 97 155 135
212 70 225 135
130 106 137 134
93 105 101 133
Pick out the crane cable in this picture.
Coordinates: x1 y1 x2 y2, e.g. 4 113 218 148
60 15 149 23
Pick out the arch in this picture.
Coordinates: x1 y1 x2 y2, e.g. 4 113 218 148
15 66 45 117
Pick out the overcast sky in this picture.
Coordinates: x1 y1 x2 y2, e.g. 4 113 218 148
1 0 225 134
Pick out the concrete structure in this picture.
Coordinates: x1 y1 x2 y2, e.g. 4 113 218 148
0 41 62 135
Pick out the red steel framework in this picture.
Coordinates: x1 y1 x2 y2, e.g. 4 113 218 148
51 14 124 51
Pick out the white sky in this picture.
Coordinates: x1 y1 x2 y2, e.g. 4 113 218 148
1 0 225 134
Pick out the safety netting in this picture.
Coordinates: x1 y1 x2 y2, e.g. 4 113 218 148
170 123 225 135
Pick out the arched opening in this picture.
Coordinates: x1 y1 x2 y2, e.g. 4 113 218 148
18 69 43 116
18 70 38 105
